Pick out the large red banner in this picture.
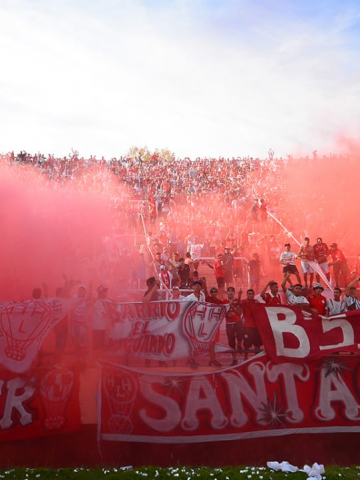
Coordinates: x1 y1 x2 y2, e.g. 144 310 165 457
252 304 360 363
99 353 360 443
0 365 81 442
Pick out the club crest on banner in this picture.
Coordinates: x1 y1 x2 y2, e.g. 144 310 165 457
104 367 137 435
183 302 226 356
40 367 75 431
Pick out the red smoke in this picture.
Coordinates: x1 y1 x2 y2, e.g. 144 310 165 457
0 164 117 301
280 143 360 257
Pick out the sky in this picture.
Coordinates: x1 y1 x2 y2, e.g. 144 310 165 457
1 0 360 159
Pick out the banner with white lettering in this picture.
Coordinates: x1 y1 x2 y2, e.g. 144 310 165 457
99 353 360 443
110 301 227 361
0 365 81 442
252 304 360 363
0 299 79 373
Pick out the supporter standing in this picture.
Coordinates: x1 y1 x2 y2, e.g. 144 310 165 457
204 284 223 367
158 265 172 290
184 280 206 369
328 243 349 288
92 285 116 350
241 289 262 360
223 287 244 366
214 253 226 299
280 243 302 285
313 237 330 283
177 257 191 288
223 246 234 288
189 239 204 273
298 237 315 288
247 252 263 292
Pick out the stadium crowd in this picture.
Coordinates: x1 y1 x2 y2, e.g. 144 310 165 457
1 149 359 364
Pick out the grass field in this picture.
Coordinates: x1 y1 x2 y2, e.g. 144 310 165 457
1 466 359 480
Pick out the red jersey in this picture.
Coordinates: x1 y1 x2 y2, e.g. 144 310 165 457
214 260 225 279
223 299 242 324
307 294 327 315
241 299 260 328
264 292 282 305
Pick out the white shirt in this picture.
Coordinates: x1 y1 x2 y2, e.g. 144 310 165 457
280 251 297 265
184 292 206 302
344 295 360 311
326 298 346 316
286 290 309 306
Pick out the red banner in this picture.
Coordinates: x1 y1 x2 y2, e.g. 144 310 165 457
0 365 81 442
99 353 360 443
252 304 360 363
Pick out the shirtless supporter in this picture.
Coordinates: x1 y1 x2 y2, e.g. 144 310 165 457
298 237 315 288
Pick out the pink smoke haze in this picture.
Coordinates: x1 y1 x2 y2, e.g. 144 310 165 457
281 143 360 254
0 164 120 301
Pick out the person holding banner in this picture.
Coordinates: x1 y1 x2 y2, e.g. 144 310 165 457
326 287 346 316
281 273 310 307
307 283 327 315
260 280 282 305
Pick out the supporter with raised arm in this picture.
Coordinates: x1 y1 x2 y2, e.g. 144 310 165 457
142 276 160 303
260 280 281 305
344 277 360 311
214 253 226 299
281 273 310 307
